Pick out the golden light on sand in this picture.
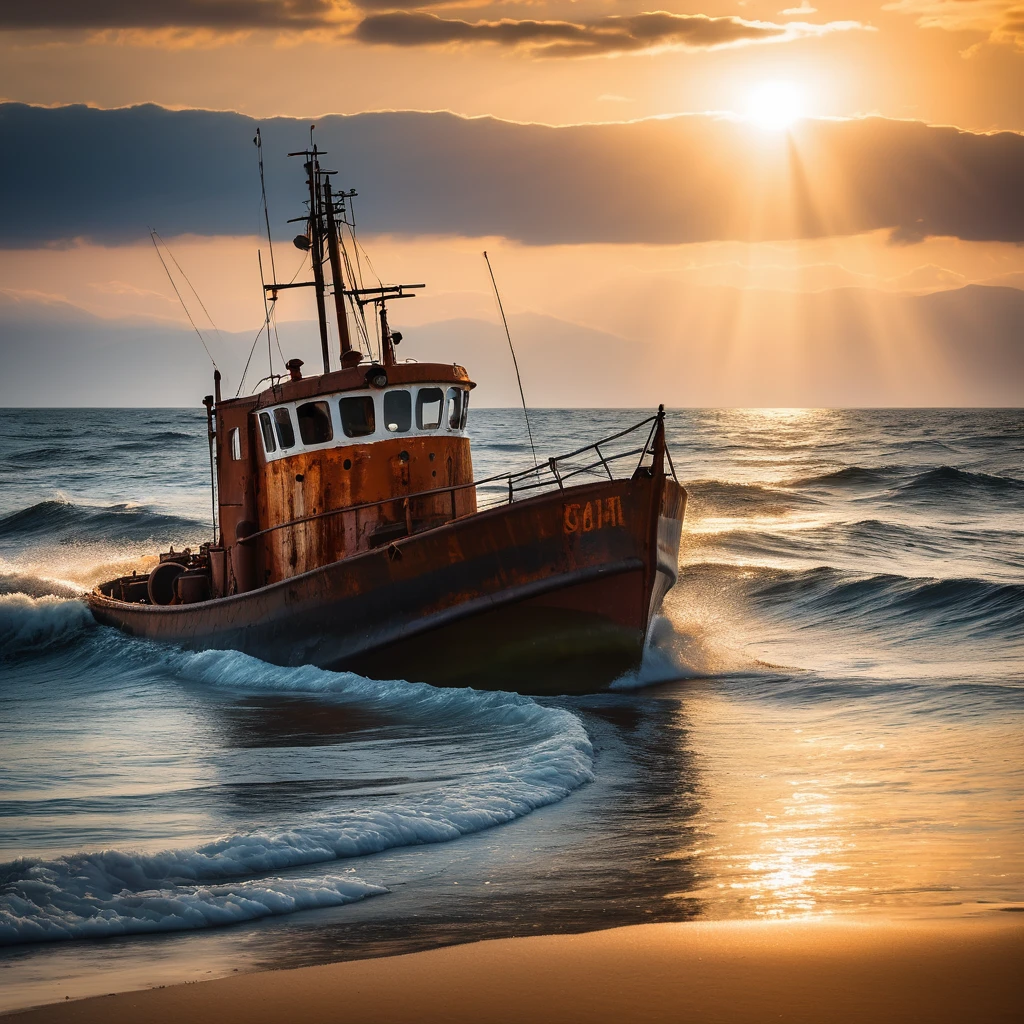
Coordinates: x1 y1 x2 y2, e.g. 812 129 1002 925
745 82 806 131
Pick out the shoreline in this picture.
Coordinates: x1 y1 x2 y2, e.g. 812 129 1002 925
7 914 1022 1024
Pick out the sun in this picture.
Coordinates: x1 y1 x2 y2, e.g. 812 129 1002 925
744 81 806 131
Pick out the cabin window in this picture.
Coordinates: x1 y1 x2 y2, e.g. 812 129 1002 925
384 390 411 433
273 407 296 450
297 401 334 445
340 395 376 438
229 427 242 460
445 388 463 431
460 391 470 430
417 387 444 430
258 412 276 454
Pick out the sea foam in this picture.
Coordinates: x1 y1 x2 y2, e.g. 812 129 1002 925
0 593 95 659
1 647 595 945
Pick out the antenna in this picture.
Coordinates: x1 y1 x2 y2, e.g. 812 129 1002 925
483 251 538 469
254 128 278 296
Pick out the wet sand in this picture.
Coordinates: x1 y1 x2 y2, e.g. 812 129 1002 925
8 916 1022 1024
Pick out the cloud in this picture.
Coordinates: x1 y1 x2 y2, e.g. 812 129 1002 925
0 3 871 55
1 103 1022 247
352 12 867 57
883 0 1024 50
0 0 346 32
993 5 1024 47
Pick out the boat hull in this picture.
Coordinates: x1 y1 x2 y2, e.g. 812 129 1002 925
88 475 685 694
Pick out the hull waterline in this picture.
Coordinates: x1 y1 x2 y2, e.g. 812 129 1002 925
88 475 686 694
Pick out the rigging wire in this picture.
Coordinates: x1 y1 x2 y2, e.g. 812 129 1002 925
258 249 274 384
151 230 223 345
254 127 284 366
333 210 370 354
149 229 219 371
343 195 373 356
235 325 264 399
236 250 305 397
482 251 538 469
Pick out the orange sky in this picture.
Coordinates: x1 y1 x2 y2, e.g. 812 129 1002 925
1 2 1022 130
0 3 1021 406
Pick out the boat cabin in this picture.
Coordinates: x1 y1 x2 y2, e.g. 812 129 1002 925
213 360 476 597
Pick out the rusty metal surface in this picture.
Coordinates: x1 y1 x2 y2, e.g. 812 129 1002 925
88 475 686 693
256 435 475 583
211 365 477 595
213 396 258 596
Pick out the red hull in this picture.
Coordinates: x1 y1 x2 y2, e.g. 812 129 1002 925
89 474 685 694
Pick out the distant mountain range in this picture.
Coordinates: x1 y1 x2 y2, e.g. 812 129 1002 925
1 284 1021 407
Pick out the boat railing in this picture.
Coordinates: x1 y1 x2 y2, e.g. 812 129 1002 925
239 410 675 546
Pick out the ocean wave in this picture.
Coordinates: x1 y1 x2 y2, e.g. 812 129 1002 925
0 868 384 945
680 562 1024 640
0 593 95 660
685 479 819 517
746 565 1024 637
611 613 766 689
0 571 84 600
0 499 203 544
112 431 197 452
0 648 595 945
890 466 1024 500
686 518 1023 572
2 445 75 465
792 466 902 489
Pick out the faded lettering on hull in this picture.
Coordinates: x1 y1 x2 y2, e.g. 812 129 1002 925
563 496 626 535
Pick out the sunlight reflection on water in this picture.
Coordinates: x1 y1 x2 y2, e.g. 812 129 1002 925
664 683 1024 919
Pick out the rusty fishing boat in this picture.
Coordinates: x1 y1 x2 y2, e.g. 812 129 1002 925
88 143 687 693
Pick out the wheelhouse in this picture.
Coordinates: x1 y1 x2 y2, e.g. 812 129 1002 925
257 382 471 462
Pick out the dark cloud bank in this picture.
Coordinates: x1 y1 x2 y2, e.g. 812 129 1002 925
0 0 341 31
353 12 797 57
0 103 1022 247
0 4 849 58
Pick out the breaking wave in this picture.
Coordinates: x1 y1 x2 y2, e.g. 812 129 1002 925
0 869 384 945
0 593 95 660
0 645 595 945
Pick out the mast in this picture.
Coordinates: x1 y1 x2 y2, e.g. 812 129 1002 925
379 302 396 368
305 147 331 375
323 177 354 363
269 142 426 371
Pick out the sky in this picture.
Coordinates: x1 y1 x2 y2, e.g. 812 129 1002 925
0 1 1022 406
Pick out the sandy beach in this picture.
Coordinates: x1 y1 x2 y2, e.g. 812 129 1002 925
8 916 1021 1024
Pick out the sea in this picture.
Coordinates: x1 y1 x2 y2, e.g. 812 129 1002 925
1 407 1022 1010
